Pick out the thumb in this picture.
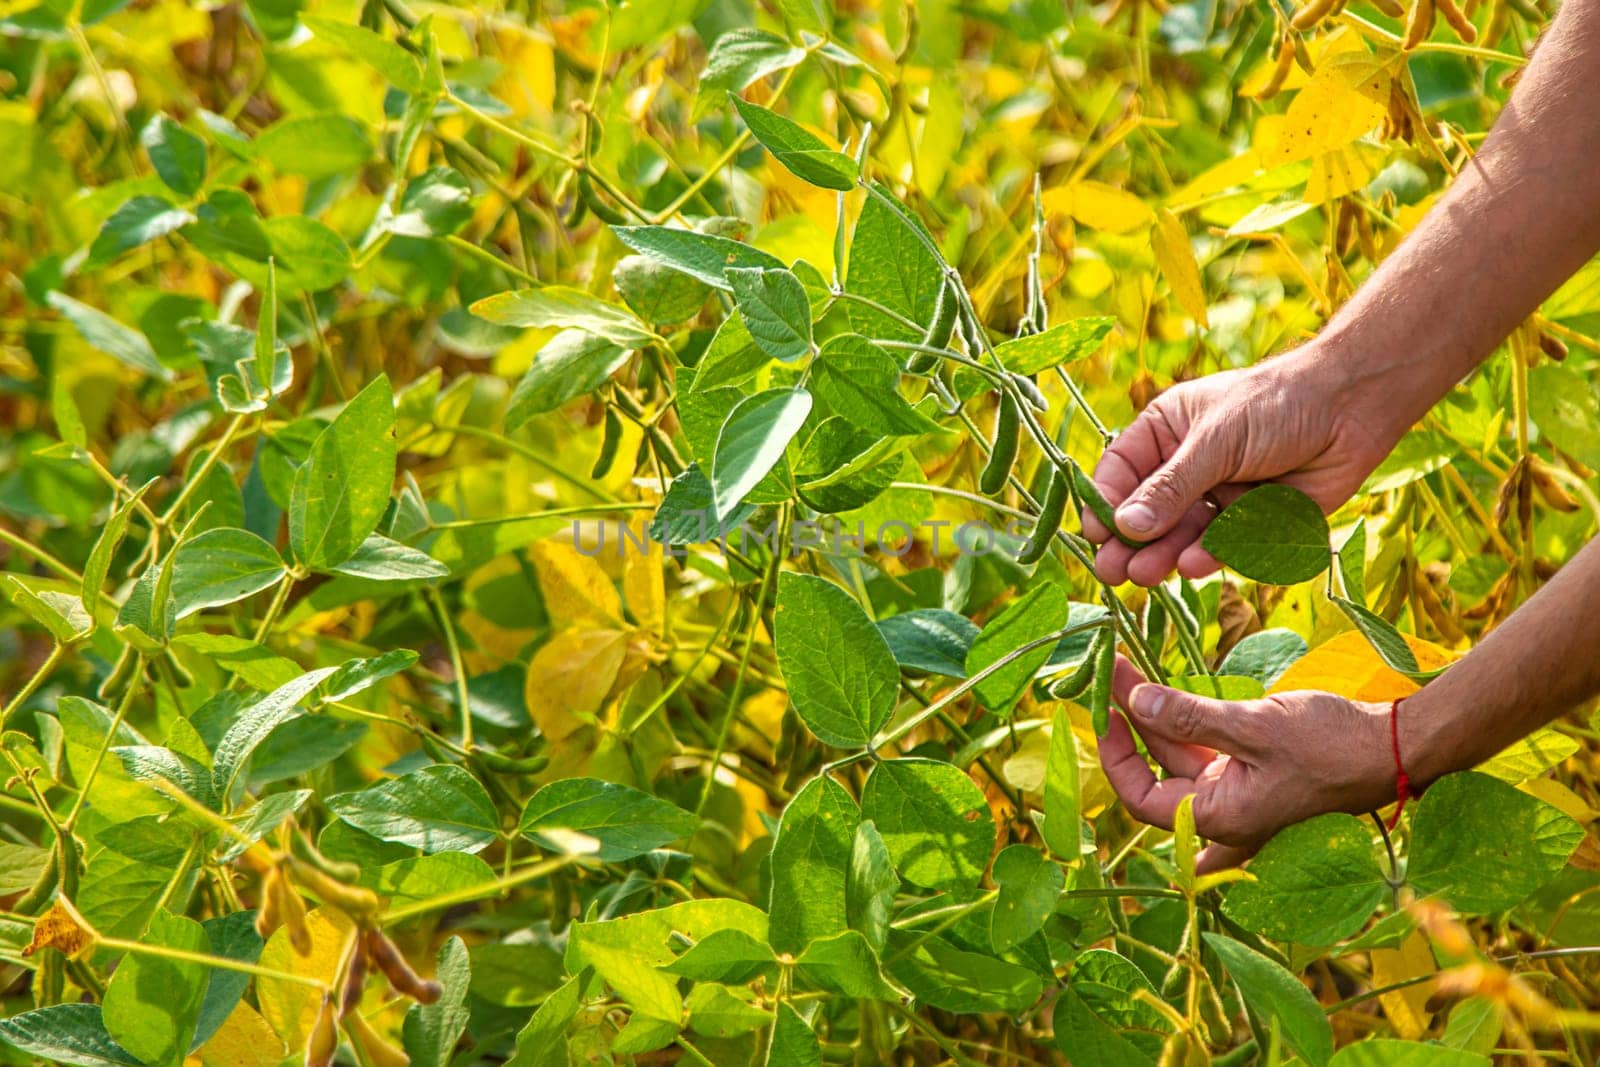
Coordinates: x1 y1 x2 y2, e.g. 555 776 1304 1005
1114 438 1228 542
1123 683 1263 757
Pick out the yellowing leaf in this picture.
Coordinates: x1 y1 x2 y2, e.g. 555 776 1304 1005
1150 209 1208 327
1519 778 1597 824
199 1001 286 1067
1259 49 1399 168
1043 180 1155 234
530 541 623 627
1269 631 1457 702
257 908 355 1052
490 26 556 117
622 526 666 636
525 628 631 743
1304 143 1383 206
1371 930 1437 1039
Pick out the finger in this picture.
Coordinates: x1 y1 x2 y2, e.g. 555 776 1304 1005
1176 543 1221 581
1097 710 1195 832
1195 842 1255 875
1085 438 1152 544
1123 684 1266 757
1094 539 1138 585
1123 502 1218 588
1115 436 1231 544
1113 656 1214 778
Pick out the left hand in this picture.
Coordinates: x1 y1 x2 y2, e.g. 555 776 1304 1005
1098 656 1398 872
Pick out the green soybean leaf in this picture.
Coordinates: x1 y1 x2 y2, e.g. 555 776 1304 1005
726 266 813 362
326 763 501 854
289 374 397 571
1408 771 1583 914
1332 595 1437 678
1202 484 1331 585
82 479 154 612
103 908 210 1067
319 648 418 703
1042 709 1081 859
885 931 1042 1014
711 387 811 520
768 774 860 955
1204 932 1333 1067
844 190 942 343
611 225 786 290
87 196 195 267
765 1002 822 1067
519 777 697 860
1329 1040 1489 1066
965 583 1068 715
861 758 995 893
845 820 897 953
665 929 777 984
140 115 206 196
403 937 471 1067
48 292 172 380
171 527 285 619
1069 949 1172 1062
191 911 265 1049
113 746 217 808
649 464 754 545
1219 628 1307 687
687 983 771 1037
507 976 581 1065
1338 518 1368 601
730 95 857 191
990 844 1063 952
812 334 945 435
330 533 449 581
875 608 979 678
186 320 292 414
614 253 710 325
0 1005 142 1067
1529 364 1600 468
255 113 372 180
470 285 655 347
993 317 1115 375
386 166 474 238
774 572 899 748
303 15 426 92
212 667 338 803
1053 988 1157 1067
794 929 905 1000
698 30 806 120
0 574 91 643
504 330 631 430
1221 813 1389 945
1440 999 1502 1058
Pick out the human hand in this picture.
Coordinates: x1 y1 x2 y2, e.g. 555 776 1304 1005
1097 656 1396 872
1083 351 1396 587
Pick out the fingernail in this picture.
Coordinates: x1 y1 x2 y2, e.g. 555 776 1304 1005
1132 687 1166 720
1118 502 1157 534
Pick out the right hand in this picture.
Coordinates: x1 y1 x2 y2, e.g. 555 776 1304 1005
1084 350 1395 587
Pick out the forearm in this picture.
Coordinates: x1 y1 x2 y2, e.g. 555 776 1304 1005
1299 0 1600 440
1402 537 1600 785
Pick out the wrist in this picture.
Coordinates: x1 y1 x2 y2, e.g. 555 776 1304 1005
1285 334 1418 456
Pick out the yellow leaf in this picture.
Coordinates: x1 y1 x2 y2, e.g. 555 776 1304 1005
199 1001 286 1067
1043 180 1155 234
1519 778 1597 824
530 541 623 627
1269 631 1457 702
1150 209 1209 327
622 525 666 637
525 628 630 743
257 908 355 1053
490 26 556 118
1259 49 1399 168
1371 929 1437 1039
1304 143 1383 206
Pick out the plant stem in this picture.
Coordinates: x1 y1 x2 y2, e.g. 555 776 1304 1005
425 587 473 750
63 654 144 831
0 643 66 731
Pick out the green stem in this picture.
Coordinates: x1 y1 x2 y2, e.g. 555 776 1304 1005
0 527 81 584
160 413 248 526
0 643 66 731
445 234 538 283
63 654 143 831
425 587 473 750
381 854 574 924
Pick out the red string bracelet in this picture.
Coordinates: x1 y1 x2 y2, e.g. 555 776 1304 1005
1387 697 1413 831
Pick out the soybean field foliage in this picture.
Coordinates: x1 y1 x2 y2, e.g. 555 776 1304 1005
0 0 1596 1064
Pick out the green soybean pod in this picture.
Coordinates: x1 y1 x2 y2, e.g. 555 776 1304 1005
1069 458 1149 548
1048 628 1103 701
591 406 624 479
979 394 1020 496
908 281 957 374
577 170 628 226
1089 627 1115 736
1018 466 1068 565
1011 372 1048 413
1145 594 1168 650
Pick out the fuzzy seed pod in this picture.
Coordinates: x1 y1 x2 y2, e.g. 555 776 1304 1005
346 1011 409 1067
591 406 624 479
255 867 283 942
306 996 339 1067
1018 468 1068 565
365 928 443 1004
1435 0 1478 40
1010 373 1049 414
1290 0 1338 30
1404 0 1437 50
1089 630 1115 736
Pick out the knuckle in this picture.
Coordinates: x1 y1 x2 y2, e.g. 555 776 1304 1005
1169 697 1205 740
